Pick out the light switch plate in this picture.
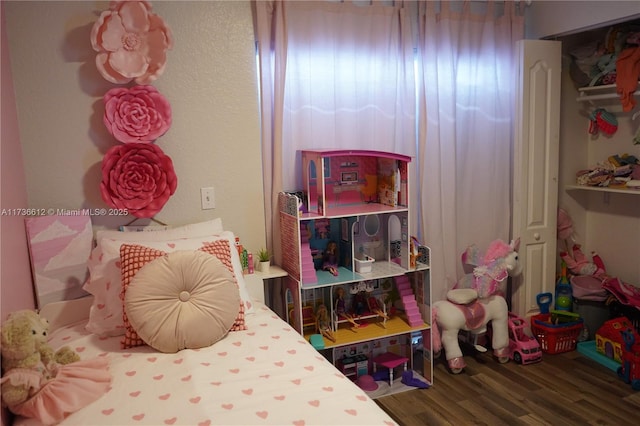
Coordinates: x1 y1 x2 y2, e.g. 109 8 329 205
201 187 215 209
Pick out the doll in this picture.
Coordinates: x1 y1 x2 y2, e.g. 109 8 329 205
315 304 336 342
322 241 339 276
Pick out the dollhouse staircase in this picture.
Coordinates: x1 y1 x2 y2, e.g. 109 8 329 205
300 224 318 284
394 276 423 327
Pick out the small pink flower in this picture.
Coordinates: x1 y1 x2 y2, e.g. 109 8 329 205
104 85 172 143
100 143 177 218
91 1 173 84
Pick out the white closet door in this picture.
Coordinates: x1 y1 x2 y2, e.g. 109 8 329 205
512 40 561 317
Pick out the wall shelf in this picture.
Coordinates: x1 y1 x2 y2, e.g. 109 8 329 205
575 83 640 103
565 184 640 195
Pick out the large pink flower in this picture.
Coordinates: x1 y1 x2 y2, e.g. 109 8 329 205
91 1 173 84
100 143 177 218
104 85 172 143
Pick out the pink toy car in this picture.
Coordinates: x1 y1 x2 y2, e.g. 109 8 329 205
508 312 542 365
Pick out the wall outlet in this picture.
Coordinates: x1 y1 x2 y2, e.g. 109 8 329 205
201 187 215 209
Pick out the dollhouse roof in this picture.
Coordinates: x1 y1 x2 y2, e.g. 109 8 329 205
301 149 411 162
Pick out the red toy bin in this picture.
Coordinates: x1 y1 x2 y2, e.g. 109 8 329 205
530 313 584 354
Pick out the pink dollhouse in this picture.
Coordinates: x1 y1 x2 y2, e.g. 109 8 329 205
278 149 433 393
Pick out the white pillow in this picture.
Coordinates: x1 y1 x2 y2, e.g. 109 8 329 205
83 220 253 336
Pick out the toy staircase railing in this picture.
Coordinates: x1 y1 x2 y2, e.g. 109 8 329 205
394 276 423 327
300 224 317 284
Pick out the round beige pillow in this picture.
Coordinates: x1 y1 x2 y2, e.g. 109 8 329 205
124 250 240 353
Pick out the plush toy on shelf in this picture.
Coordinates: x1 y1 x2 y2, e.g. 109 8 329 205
1 310 111 425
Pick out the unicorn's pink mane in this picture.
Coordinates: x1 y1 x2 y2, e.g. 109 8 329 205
483 239 511 264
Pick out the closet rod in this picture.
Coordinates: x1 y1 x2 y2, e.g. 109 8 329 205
576 89 640 103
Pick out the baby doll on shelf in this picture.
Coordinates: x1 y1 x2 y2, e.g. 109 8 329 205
322 241 339 276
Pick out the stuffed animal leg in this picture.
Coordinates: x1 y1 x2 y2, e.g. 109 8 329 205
1 379 31 407
53 346 81 365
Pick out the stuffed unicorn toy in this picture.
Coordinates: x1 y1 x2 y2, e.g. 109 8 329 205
432 238 522 374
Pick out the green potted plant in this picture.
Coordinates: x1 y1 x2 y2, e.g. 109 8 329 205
257 248 271 273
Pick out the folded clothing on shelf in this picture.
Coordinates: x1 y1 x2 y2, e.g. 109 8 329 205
576 154 640 188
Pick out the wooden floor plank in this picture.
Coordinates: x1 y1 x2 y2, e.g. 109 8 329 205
518 413 553 425
376 349 640 426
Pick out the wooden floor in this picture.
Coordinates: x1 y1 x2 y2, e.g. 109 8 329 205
376 347 640 426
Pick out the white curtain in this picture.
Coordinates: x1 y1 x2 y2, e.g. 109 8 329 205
254 0 525 302
416 1 524 300
254 0 416 265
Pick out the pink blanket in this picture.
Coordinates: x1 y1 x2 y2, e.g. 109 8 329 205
603 277 640 310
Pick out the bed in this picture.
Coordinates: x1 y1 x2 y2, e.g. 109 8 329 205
9 217 398 425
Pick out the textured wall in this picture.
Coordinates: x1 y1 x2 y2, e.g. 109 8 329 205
1 3 36 318
4 1 266 252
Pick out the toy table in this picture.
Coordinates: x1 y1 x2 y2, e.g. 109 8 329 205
372 352 409 385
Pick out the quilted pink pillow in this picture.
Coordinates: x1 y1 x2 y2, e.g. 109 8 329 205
120 243 246 349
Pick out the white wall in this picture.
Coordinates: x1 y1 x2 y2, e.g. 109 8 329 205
3 1 267 253
526 0 640 39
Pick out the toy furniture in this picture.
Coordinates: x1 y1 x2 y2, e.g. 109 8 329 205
288 304 316 333
373 352 409 386
309 334 325 350
278 149 433 392
301 305 317 331
337 354 369 380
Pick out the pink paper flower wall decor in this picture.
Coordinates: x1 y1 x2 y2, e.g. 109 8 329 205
104 85 172 143
91 1 173 85
100 143 177 218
